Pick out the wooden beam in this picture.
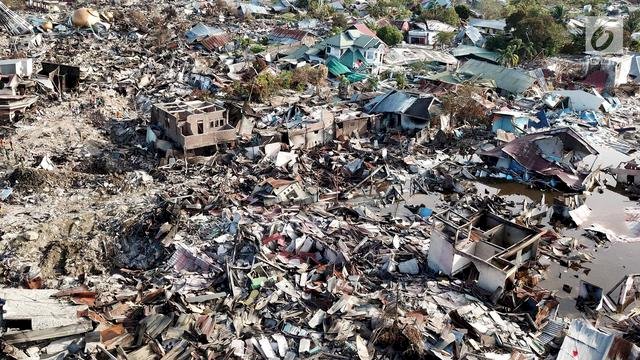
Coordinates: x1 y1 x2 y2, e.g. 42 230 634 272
3 321 93 344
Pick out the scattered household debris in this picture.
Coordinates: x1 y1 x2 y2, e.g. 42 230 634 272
0 0 639 358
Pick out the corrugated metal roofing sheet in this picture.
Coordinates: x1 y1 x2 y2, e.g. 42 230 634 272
557 319 613 360
269 27 311 41
366 90 417 114
469 18 506 31
200 33 232 51
550 90 605 112
459 59 537 94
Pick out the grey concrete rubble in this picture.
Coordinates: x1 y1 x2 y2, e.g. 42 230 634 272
0 0 640 359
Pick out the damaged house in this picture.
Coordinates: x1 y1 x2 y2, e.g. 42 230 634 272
151 100 237 152
334 111 380 138
477 127 599 190
427 209 543 294
406 20 457 46
611 160 640 186
283 108 334 149
253 178 314 206
364 90 442 130
268 27 316 46
458 59 543 96
468 18 506 35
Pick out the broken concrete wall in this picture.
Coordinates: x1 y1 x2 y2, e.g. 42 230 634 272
287 110 334 149
474 260 509 293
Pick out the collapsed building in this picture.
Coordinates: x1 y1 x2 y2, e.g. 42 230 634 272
151 100 237 153
477 127 599 190
364 90 442 130
427 209 543 294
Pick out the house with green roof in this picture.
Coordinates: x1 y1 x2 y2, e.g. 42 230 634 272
324 29 386 70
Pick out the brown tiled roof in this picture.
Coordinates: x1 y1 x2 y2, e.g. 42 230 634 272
200 33 232 51
269 27 311 41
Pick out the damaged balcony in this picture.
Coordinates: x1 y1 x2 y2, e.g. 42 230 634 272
428 209 543 294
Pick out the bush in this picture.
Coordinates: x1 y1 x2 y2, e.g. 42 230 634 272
454 4 471 20
395 73 408 89
332 13 348 28
376 25 404 46
485 34 510 51
249 44 266 53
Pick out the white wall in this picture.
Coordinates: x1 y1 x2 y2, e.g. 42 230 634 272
427 230 455 274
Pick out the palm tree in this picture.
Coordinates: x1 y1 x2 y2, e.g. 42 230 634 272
497 45 520 67
520 41 536 61
551 5 568 23
505 39 535 63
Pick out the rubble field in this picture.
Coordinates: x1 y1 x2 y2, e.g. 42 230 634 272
1 0 640 359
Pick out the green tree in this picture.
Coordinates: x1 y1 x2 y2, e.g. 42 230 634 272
454 4 471 20
624 10 640 48
485 34 510 51
508 38 535 61
376 25 404 46
507 7 568 57
395 73 407 89
421 6 460 26
365 75 379 91
497 45 520 67
332 12 348 28
515 17 566 56
477 0 504 19
367 0 412 19
435 31 455 48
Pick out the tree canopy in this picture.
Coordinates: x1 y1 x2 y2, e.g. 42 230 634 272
376 25 404 46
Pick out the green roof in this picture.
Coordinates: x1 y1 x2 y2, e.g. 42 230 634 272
326 57 366 83
325 30 380 49
340 48 368 67
283 45 310 60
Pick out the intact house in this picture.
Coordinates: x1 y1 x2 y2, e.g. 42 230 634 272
324 29 386 70
151 100 237 152
427 209 543 294
281 24 385 73
364 90 442 130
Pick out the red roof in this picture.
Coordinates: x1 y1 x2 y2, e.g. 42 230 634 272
200 33 232 51
351 23 377 38
269 27 312 41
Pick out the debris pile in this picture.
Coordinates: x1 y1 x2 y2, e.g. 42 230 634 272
0 0 639 358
